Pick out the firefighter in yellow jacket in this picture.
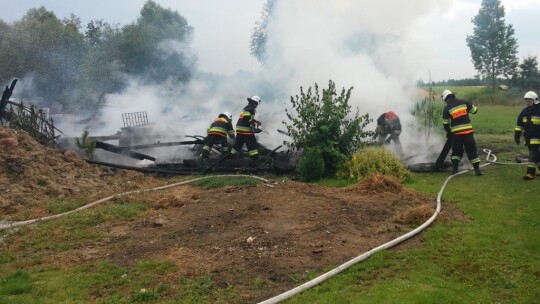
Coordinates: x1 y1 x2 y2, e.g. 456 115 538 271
514 91 540 180
200 112 235 158
441 89 482 176
230 95 262 159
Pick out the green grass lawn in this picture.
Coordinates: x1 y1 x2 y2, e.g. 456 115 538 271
288 164 540 304
473 105 522 134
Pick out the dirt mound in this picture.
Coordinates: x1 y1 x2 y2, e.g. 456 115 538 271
0 126 162 220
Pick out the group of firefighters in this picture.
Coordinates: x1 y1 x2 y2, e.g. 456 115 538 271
200 95 263 160
435 89 540 180
201 89 540 180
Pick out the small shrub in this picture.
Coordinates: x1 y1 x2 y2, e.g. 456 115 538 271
76 130 96 160
283 80 373 176
338 147 411 181
297 149 325 182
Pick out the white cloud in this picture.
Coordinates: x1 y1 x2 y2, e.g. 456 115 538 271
502 0 540 12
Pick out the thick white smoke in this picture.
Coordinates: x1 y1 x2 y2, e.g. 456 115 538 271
57 0 456 165
258 0 454 161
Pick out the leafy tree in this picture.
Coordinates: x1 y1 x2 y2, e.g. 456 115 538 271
250 0 276 65
515 55 540 91
466 0 518 90
283 80 372 176
0 7 87 109
0 2 196 111
114 0 195 82
72 20 125 110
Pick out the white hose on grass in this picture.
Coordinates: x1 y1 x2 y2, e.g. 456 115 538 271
0 175 270 231
257 150 496 304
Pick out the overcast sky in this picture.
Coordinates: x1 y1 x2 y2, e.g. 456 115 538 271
1 0 540 82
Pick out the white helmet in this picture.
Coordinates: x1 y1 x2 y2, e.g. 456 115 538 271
220 112 233 120
441 89 452 101
524 91 539 104
248 95 261 105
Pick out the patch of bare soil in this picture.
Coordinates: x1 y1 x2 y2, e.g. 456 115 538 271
0 126 465 303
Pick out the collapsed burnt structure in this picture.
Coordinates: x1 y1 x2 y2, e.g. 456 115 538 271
1 79 58 146
1 79 297 175
63 111 298 175
2 80 492 175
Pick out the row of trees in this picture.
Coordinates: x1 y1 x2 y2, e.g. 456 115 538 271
0 0 195 111
417 55 540 90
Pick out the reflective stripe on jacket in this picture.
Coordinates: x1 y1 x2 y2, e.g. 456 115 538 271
442 98 477 134
207 117 234 138
515 103 540 142
235 103 258 135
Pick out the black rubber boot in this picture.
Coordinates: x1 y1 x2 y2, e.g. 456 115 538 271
433 161 443 171
524 167 536 180
451 159 459 175
523 174 535 180
473 162 483 176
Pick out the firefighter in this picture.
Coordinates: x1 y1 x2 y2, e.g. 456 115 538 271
230 95 262 159
200 112 235 158
374 111 403 155
514 91 540 180
441 89 482 176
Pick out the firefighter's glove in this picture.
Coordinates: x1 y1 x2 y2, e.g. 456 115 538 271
514 132 520 145
446 132 452 139
443 123 451 134
384 138 391 144
393 129 401 136
253 127 263 134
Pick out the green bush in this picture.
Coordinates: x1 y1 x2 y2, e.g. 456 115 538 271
283 80 373 176
338 147 411 181
297 149 325 182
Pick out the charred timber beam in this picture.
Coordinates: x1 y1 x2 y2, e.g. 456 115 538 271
115 140 203 151
0 79 17 120
95 140 156 161
89 135 123 141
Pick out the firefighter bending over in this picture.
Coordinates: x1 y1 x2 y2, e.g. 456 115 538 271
200 112 235 158
374 111 403 155
514 91 540 180
230 95 262 159
441 89 482 176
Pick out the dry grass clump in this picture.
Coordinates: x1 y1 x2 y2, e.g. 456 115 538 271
345 173 404 195
393 204 435 225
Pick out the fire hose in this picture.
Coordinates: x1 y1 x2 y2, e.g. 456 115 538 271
0 175 270 231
